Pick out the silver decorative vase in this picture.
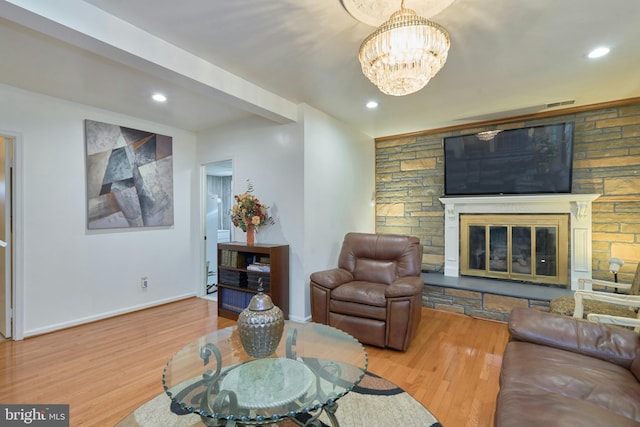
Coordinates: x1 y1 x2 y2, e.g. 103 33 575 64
237 284 284 359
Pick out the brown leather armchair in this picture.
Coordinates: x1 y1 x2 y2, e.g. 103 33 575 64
310 232 423 351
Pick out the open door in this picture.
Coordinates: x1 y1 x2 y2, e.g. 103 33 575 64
0 136 13 338
204 160 232 298
205 192 221 294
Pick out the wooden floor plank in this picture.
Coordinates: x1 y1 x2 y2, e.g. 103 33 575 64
0 298 509 426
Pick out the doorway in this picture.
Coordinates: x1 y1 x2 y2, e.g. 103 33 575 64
203 160 232 299
0 135 13 339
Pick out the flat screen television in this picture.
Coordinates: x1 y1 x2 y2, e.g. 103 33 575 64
444 122 574 196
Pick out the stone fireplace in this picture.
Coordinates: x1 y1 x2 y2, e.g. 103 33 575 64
439 194 600 290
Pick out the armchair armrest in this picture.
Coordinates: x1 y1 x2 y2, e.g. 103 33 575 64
309 268 353 291
385 276 423 298
587 313 640 331
573 289 640 319
578 278 632 291
574 289 640 332
509 307 640 369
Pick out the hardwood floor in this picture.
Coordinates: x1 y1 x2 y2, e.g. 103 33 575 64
0 298 509 426
366 310 509 427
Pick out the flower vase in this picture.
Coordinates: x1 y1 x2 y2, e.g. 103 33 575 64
246 227 255 246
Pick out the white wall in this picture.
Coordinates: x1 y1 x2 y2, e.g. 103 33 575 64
197 105 374 321
302 105 375 316
0 83 373 335
197 115 306 319
0 84 199 337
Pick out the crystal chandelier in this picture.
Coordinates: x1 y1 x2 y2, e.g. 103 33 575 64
358 0 451 96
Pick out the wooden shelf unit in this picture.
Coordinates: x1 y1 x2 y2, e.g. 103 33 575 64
217 242 289 320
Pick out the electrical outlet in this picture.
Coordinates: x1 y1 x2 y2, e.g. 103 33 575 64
141 276 148 288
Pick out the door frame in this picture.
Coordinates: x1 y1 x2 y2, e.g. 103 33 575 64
0 130 23 340
199 160 233 298
199 166 208 297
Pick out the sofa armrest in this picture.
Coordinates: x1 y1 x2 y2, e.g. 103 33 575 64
509 307 640 369
385 276 423 298
310 268 353 291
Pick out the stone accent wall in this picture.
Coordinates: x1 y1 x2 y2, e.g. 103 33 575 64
376 100 640 283
422 285 550 322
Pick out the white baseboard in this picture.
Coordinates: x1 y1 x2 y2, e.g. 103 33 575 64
23 293 197 337
288 313 311 323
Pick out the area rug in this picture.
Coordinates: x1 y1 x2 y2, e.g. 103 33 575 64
116 371 441 427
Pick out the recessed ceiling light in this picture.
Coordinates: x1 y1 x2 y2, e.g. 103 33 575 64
588 47 610 59
366 101 378 109
152 93 167 102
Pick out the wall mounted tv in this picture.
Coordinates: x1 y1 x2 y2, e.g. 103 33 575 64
444 122 574 196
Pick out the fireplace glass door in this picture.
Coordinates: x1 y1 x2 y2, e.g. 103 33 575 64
536 227 557 277
461 214 568 285
489 226 508 273
511 226 532 275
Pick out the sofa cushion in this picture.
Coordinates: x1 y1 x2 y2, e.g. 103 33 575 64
338 232 422 279
354 258 396 284
509 306 640 369
330 281 387 307
495 386 640 427
500 341 640 423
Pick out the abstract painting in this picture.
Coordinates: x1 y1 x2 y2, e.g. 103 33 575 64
85 119 174 229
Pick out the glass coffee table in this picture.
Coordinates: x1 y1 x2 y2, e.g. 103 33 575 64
163 321 368 426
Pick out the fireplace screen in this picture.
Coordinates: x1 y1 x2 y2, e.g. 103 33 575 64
461 214 568 285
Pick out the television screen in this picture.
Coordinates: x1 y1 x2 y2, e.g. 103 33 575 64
444 122 574 196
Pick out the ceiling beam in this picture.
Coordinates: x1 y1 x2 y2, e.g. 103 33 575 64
0 0 299 125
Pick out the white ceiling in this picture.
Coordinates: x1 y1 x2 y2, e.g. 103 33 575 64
1 0 639 138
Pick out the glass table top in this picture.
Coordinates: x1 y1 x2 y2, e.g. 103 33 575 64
163 321 368 425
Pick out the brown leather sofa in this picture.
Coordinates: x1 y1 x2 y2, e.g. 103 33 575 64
495 307 640 426
309 232 423 351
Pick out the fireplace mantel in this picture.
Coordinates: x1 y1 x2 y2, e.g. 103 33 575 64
439 194 600 290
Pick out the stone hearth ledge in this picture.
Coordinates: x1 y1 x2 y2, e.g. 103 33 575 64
421 272 573 321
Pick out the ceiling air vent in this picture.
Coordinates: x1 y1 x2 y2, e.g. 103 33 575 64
546 100 575 108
